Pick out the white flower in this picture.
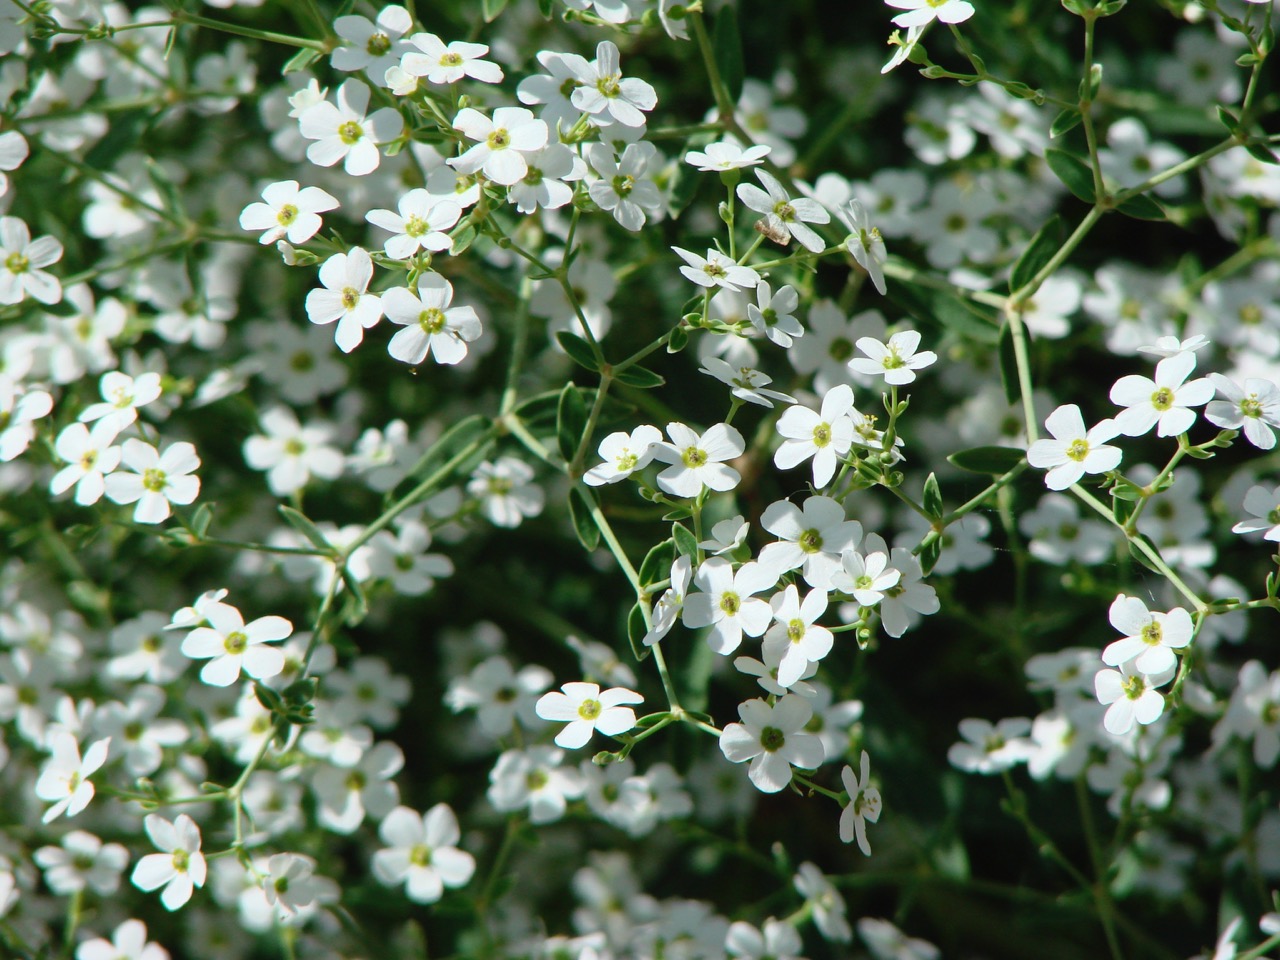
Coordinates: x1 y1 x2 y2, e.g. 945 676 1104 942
299 79 403 176
882 24 926 74
35 732 110 823
312 741 403 833
535 681 643 749
747 281 804 347
243 406 345 496
686 140 771 171
671 246 761 292
794 862 852 943
1136 334 1210 359
858 918 940 960
1231 484 1280 545
587 142 664 231
401 34 502 85
179 601 292 687
75 920 169 960
487 746 585 824
700 516 750 555
0 216 63 305
1026 404 1123 491
0 130 29 198
737 169 830 253
34 831 128 896
699 356 795 408
584 424 662 486
834 550 900 607
384 273 482 366
758 495 862 590
683 558 775 655
330 5 413 84
848 330 936 385
1205 373 1280 450
1109 352 1213 437
762 584 833 687
508 144 586 214
239 180 339 245
568 40 656 128
643 555 692 647
1095 661 1175 735
774 384 856 488
130 814 207 911
1102 595 1193 676
653 422 745 497
839 199 887 295
0 376 52 462
725 919 803 960
467 457 544 527
104 439 201 524
719 695 824 793
373 805 476 903
366 190 461 259
78 370 163 432
305 247 384 353
50 420 121 505
448 106 548 187
367 521 453 595
886 0 975 28
445 655 552 736
260 853 338 921
839 751 882 855
947 717 1033 774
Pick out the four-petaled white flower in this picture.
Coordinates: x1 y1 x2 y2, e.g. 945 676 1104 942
886 0 975 28
1233 484 1280 541
1026 404 1123 491
74 919 168 960
1102 595 1193 676
762 584 834 687
401 34 502 85
305 247 384 353
50 420 122 506
671 247 761 292
747 281 804 347
384 273 482 366
0 215 63 305
299 79 404 177
130 814 207 911
179 601 292 687
239 180 339 245
774 384 857 489
587 142 664 231
686 140 772 171
758 495 862 590
1205 373 1280 450
467 457 544 527
737 169 830 253
535 681 643 749
718 695 825 793
584 424 662 486
1095 661 1175 735
79 370 163 432
834 550 901 607
653 422 745 497
448 106 548 187
373 804 476 904
366 190 462 259
643 555 692 647
849 330 936 385
104 439 201 524
839 751 882 855
330 5 413 84
1109 352 1213 437
839 199 887 295
568 40 657 128
243 406 345 496
35 732 110 823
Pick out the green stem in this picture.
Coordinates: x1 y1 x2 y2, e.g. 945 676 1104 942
171 10 328 49
1075 776 1125 960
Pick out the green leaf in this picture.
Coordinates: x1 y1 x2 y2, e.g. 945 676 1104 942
1114 193 1166 221
1010 215 1064 294
997 322 1021 406
282 47 322 75
947 446 1025 474
712 6 744 103
638 538 676 587
537 0 554 16
568 488 601 551
1096 0 1126 14
450 224 477 256
667 325 689 354
1127 534 1165 575
555 331 599 372
191 502 214 539
672 522 699 558
1045 148 1096 202
1078 63 1102 101
340 565 369 625
254 681 284 713
1217 106 1242 133
661 505 693 521
482 0 508 20
1050 108 1083 138
627 602 652 661
556 383 587 462
278 505 333 552
1245 141 1280 166
919 535 942 576
1112 493 1137 525
922 473 943 521
614 365 665 389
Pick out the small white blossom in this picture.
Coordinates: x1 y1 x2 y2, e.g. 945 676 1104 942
848 330 936 385
536 681 643 749
839 751 882 855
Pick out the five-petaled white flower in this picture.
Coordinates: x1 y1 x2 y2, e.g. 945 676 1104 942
36 732 110 824
305 247 384 353
299 79 404 177
839 751 882 856
1026 404 1123 491
104 439 201 524
535 681 643 749
718 695 825 793
239 180 339 245
330 5 413 84
1102 595 1193 676
467 457 544 527
179 601 292 687
1109 352 1213 437
78 370 163 432
373 804 476 904
737 169 830 253
671 247 761 292
384 273 482 366
130 814 207 911
653 422 745 497
584 424 662 486
848 330 936 385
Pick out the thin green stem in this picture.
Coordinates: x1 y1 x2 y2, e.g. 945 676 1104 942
171 10 328 49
